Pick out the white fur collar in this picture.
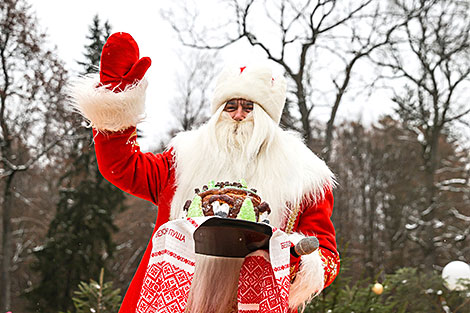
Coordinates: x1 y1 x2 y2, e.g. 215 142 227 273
168 115 334 228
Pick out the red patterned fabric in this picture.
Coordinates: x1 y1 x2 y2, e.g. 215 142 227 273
236 228 292 313
136 262 193 313
135 218 198 313
238 255 289 313
92 127 339 312
126 218 291 313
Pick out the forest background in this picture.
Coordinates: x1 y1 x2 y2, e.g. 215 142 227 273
1 0 470 312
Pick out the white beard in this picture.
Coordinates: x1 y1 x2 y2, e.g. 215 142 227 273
212 110 258 176
169 105 334 312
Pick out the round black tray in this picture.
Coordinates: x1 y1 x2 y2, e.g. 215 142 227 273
193 217 272 258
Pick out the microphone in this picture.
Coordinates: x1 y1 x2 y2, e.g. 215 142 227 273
290 236 319 257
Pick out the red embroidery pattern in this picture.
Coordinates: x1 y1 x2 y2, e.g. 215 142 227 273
136 262 193 313
238 256 290 313
273 264 290 272
187 218 199 229
150 249 195 267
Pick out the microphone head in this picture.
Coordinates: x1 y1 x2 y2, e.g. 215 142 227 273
295 236 319 256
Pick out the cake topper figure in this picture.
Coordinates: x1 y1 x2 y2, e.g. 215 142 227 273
70 32 340 313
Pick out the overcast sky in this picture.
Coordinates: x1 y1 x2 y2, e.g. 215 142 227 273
30 0 401 150
31 0 277 150
31 0 189 149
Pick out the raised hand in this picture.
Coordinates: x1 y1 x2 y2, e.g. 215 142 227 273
99 32 151 92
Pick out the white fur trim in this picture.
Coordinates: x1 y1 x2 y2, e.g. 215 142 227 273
288 233 325 311
168 108 335 227
68 74 147 132
212 62 287 124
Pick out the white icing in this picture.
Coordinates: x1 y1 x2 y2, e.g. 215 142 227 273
211 201 230 214
259 211 269 222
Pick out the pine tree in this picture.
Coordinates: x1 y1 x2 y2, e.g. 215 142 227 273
78 14 112 74
27 16 126 312
70 268 122 313
304 259 470 313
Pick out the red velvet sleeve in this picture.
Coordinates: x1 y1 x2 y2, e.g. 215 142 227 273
92 127 174 205
297 190 337 254
292 189 340 287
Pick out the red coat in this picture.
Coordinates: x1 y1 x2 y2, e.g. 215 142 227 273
93 127 339 313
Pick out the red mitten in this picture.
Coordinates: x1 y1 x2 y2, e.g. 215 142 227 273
99 32 151 92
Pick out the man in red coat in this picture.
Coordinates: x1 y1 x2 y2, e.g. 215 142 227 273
71 32 339 313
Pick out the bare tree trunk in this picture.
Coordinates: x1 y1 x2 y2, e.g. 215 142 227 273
0 39 12 310
1 173 14 312
324 61 355 162
293 76 313 149
421 126 441 268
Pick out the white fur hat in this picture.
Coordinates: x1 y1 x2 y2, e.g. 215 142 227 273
211 62 287 124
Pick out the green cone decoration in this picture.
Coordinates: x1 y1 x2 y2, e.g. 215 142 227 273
237 198 256 222
208 180 216 189
187 195 203 217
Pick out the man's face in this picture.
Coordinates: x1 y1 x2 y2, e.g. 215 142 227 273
223 98 254 121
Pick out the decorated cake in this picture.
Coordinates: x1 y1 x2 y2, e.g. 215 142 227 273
184 180 271 223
